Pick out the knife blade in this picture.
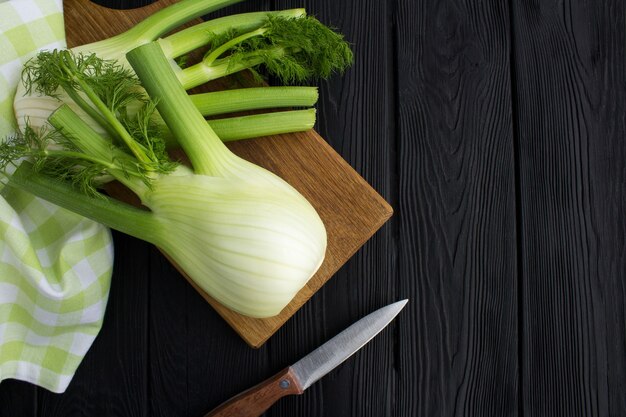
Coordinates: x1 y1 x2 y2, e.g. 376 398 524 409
203 299 408 417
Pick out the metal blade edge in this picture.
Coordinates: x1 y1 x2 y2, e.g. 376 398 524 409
290 299 408 390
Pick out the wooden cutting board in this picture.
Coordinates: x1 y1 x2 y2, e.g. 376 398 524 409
63 0 392 348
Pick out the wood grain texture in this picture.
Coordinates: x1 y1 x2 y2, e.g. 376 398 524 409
269 0 399 416
203 367 302 417
394 0 519 416
63 0 393 349
510 0 626 415
0 381 36 417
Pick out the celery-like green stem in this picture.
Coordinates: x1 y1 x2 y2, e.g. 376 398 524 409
177 47 285 90
127 42 230 176
49 105 149 196
70 76 151 165
203 27 267 66
118 0 243 47
49 106 115 161
61 87 111 134
5 162 160 244
189 87 318 116
162 108 316 147
74 0 244 64
208 109 316 141
43 150 118 168
158 9 305 59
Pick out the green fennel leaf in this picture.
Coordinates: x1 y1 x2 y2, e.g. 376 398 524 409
15 50 180 196
204 15 353 84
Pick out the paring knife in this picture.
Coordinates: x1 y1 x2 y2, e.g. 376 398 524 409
203 299 408 417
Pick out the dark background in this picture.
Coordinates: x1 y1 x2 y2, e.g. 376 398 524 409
2 0 626 416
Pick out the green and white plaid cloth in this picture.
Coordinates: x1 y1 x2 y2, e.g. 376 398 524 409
0 0 114 393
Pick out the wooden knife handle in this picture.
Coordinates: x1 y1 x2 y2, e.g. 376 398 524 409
203 367 304 417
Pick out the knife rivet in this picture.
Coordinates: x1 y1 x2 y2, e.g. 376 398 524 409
279 379 290 389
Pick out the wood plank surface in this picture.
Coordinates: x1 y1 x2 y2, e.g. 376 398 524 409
4 0 626 416
35 232 151 416
510 0 626 415
393 0 519 416
269 0 398 416
0 381 36 417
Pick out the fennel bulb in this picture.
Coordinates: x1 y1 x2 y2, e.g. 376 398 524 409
145 173 326 317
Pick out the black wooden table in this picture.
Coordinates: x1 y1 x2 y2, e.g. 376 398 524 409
2 0 626 416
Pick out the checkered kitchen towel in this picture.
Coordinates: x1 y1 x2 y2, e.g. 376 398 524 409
0 0 114 393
